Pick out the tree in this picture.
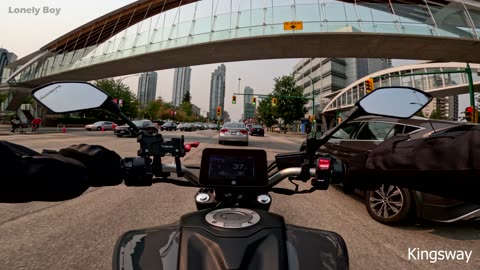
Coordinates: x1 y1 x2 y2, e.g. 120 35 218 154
257 95 277 128
91 79 139 119
429 109 443 120
141 98 163 119
182 91 191 103
415 110 425 118
0 93 7 104
180 91 193 121
272 75 308 130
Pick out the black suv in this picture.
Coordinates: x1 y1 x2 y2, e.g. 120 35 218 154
301 116 480 225
114 120 158 137
160 122 177 131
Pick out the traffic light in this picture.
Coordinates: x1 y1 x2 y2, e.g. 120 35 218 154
252 97 257 105
308 115 312 122
365 78 374 94
465 106 473 122
216 106 222 116
312 115 316 122
232 95 236 104
272 97 277 106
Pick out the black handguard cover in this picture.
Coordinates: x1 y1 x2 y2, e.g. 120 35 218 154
0 141 90 202
54 144 123 186
358 125 480 204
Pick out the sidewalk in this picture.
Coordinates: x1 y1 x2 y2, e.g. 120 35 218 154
266 131 307 138
0 124 83 136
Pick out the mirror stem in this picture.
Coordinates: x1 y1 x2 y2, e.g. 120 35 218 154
101 99 141 133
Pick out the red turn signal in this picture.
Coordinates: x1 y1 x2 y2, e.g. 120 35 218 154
184 142 200 152
317 158 331 170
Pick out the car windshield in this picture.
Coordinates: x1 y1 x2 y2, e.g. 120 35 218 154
223 123 245 129
252 125 263 128
132 121 145 126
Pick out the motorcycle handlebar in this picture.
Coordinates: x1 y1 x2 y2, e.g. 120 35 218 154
159 164 316 188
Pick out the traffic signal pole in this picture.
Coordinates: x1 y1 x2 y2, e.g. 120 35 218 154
466 64 476 123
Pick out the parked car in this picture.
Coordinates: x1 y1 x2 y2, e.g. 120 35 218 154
160 122 177 131
300 115 480 225
249 124 265 136
180 122 196 131
176 122 184 130
85 121 117 131
194 122 204 130
114 119 158 137
219 122 249 146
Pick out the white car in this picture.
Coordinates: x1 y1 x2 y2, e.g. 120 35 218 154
85 121 117 131
219 122 249 146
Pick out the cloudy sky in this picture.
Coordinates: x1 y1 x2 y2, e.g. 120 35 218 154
1 0 470 120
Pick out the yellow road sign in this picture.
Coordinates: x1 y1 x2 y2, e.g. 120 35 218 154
284 21 303 30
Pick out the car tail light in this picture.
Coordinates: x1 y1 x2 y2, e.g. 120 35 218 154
240 130 248 134
220 129 228 133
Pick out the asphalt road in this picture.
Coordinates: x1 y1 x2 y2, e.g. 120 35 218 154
0 130 479 270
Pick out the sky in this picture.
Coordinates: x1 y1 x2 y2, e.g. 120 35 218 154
1 0 471 120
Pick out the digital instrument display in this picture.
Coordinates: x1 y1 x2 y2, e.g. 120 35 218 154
208 155 255 180
199 148 267 187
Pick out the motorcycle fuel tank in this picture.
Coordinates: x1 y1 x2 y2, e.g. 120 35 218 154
113 208 348 270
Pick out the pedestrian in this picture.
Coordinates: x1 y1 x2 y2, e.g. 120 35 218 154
10 116 20 133
31 117 42 133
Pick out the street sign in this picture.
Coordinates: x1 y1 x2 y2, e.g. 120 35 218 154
284 21 303 30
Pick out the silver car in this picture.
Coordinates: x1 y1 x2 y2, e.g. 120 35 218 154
85 121 117 131
219 122 249 146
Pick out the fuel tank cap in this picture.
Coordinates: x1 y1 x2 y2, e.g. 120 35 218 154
205 208 260 229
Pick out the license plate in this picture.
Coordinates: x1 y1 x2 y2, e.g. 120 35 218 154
231 132 237 135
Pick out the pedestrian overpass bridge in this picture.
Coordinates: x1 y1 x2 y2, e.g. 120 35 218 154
1 0 480 119
322 62 480 114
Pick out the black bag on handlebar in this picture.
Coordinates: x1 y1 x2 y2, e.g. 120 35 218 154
361 125 480 204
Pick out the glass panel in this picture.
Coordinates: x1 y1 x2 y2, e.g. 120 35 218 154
135 32 150 48
391 74 400 86
176 20 192 38
193 17 212 36
325 3 346 22
413 75 427 89
251 8 264 26
443 69 462 86
401 74 413 87
431 5 476 38
272 6 292 24
214 13 232 32
296 4 321 22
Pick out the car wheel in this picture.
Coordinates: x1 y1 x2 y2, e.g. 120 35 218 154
96 126 101 131
365 184 413 225
218 141 223 145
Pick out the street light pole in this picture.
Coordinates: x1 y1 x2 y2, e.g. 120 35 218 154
294 72 316 133
117 74 140 98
